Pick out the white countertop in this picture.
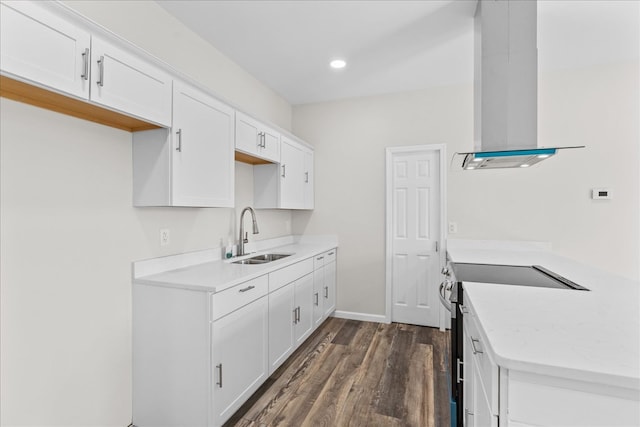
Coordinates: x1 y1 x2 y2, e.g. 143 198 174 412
133 236 338 293
447 240 640 392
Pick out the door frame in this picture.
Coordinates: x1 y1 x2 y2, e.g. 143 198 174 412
384 144 448 329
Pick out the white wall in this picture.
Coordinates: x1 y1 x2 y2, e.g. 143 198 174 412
0 1 292 426
292 60 639 317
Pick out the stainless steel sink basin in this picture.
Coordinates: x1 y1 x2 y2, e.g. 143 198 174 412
249 253 291 262
232 253 292 265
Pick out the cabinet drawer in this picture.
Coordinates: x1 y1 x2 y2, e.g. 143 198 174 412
463 308 499 414
269 258 313 292
324 249 337 264
211 275 268 321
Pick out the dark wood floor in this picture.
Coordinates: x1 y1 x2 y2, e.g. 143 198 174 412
224 317 450 427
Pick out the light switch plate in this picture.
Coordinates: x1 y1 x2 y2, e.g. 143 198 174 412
591 188 611 200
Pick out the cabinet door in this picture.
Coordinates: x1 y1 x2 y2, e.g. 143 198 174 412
463 323 475 426
312 268 324 327
171 82 234 207
260 127 280 162
235 112 260 156
0 1 90 99
303 149 314 209
268 283 295 375
472 362 498 427
90 36 172 126
280 139 305 209
212 295 269 427
294 273 314 346
323 261 337 317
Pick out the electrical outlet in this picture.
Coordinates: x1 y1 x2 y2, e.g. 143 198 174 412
448 222 458 234
160 228 170 246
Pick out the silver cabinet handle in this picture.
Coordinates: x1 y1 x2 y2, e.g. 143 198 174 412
471 337 483 354
297 306 301 323
317 256 324 261
328 252 334 256
305 171 309 183
281 164 286 178
456 359 464 383
175 129 182 152
293 308 298 324
261 133 266 148
460 305 469 314
257 132 265 148
324 286 328 299
314 292 319 306
216 363 223 388
239 285 255 293
81 48 89 80
97 55 105 87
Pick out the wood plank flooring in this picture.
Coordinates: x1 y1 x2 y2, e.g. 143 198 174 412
224 318 450 427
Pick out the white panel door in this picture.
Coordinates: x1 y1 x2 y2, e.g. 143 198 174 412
323 260 337 317
303 149 314 209
171 82 235 207
294 273 314 346
0 1 91 99
312 268 324 327
390 151 440 326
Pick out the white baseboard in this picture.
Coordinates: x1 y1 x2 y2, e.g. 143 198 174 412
332 310 389 324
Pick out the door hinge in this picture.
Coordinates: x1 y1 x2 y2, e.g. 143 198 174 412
435 241 439 252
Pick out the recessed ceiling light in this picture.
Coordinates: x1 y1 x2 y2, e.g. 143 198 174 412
537 154 550 159
330 59 346 69
520 164 530 168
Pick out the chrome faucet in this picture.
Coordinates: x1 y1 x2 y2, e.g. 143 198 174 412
238 206 259 256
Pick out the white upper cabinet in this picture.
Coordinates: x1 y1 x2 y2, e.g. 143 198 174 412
303 148 314 209
0 1 172 128
90 36 172 127
235 111 280 163
0 1 91 99
133 81 235 207
253 136 313 210
279 138 305 209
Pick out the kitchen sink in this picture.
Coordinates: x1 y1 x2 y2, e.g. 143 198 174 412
232 253 292 265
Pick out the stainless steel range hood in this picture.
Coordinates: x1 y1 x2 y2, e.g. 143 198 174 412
462 0 582 170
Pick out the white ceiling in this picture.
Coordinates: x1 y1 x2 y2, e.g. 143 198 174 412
156 0 639 105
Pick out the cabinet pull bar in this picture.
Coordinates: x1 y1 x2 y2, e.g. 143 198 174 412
176 129 182 152
314 292 319 306
97 55 105 87
281 164 286 178
324 286 328 299
216 363 223 388
317 256 324 261
293 308 298 324
459 305 469 314
328 252 334 256
305 172 309 183
261 133 266 148
81 48 89 80
297 306 301 323
470 337 483 354
239 285 255 293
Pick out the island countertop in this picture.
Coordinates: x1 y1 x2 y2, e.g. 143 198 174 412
447 239 640 392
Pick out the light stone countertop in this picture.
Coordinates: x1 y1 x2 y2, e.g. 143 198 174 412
133 235 338 293
447 239 640 392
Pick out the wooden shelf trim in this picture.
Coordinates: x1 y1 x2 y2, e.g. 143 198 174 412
0 75 161 132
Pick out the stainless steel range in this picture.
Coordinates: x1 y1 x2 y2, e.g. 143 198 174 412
440 262 589 427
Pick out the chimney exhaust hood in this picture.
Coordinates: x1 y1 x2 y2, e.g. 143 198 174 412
462 0 583 170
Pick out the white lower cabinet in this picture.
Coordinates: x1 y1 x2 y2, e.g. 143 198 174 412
212 294 268 426
293 273 314 346
462 298 639 427
134 248 338 427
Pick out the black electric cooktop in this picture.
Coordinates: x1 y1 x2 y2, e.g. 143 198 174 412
451 263 589 291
